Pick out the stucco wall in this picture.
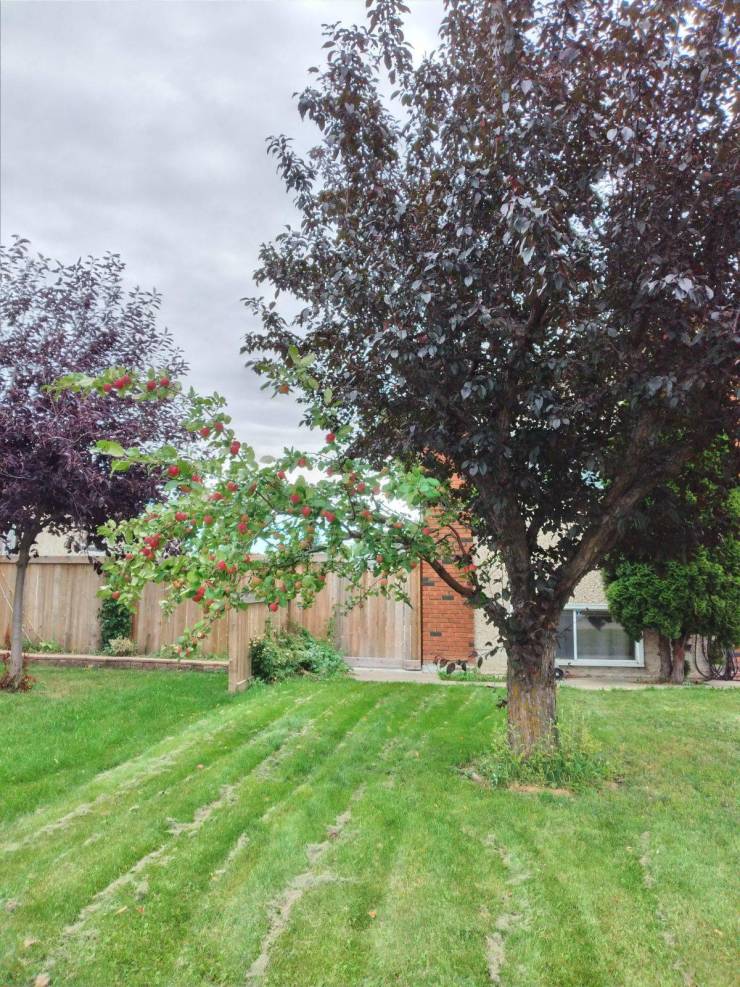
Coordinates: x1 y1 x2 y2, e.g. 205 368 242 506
474 566 661 680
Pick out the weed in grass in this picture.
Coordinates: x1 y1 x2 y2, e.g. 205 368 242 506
471 716 615 792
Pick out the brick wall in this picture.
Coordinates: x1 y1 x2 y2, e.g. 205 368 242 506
420 517 475 664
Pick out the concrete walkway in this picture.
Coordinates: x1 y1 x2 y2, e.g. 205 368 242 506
348 666 738 689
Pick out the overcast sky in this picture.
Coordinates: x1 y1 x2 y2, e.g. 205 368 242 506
1 0 443 454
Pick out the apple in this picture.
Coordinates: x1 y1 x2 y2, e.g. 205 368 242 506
167 465 180 478
237 522 248 535
297 457 308 467
146 380 157 391
301 505 311 517
103 382 113 393
230 441 241 456
226 481 238 492
175 511 188 522
159 376 170 387
356 482 366 493
210 491 224 502
203 514 214 525
124 553 134 560
325 432 336 443
290 492 301 504
191 474 202 484
214 421 224 433
361 510 372 520
376 554 384 563
322 510 336 522
277 470 287 480
268 602 279 612
216 560 228 571
199 426 210 438
111 591 120 600
278 384 289 394
422 526 433 536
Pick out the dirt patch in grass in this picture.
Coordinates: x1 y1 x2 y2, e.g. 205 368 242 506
508 782 573 796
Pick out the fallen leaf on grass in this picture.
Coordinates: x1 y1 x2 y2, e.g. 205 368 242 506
5 898 19 912
34 973 51 987
23 937 39 949
115 906 128 915
368 910 377 919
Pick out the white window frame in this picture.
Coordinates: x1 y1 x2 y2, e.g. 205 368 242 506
556 603 644 668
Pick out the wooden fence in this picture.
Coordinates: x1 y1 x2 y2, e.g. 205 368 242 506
0 558 421 691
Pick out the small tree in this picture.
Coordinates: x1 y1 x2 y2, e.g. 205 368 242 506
0 238 187 689
605 543 740 684
604 443 738 682
239 1 738 751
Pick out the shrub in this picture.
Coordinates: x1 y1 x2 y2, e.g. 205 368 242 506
250 627 346 683
472 715 614 792
99 597 132 652
105 636 137 657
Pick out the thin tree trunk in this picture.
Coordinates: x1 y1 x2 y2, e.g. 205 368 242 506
506 633 558 755
670 635 688 685
657 633 672 682
8 533 33 691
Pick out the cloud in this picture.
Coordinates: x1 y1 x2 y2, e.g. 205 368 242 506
1 0 442 454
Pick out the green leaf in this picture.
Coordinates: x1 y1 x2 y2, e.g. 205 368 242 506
96 440 127 458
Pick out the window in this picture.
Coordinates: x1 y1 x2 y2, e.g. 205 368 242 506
556 606 643 667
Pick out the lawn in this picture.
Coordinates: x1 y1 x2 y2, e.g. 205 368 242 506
1 670 737 987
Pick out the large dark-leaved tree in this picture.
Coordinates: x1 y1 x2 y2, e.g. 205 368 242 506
0 237 187 689
243 0 738 752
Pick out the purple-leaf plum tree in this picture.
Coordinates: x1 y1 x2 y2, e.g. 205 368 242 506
239 0 738 752
0 238 187 690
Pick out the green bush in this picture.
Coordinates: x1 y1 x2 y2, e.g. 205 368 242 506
250 627 346 683
473 715 614 792
99 597 132 652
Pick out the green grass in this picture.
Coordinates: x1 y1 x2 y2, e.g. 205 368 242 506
1 670 738 987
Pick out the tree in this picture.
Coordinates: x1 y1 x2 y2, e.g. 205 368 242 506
605 541 740 684
0 237 187 690
237 0 738 752
604 442 739 682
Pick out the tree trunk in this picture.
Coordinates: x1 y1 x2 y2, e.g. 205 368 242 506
670 636 687 685
506 634 558 756
657 633 672 682
7 534 33 691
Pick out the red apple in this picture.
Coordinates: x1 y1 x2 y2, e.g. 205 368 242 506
199 426 210 438
167 465 180 478
191 474 202 484
146 380 157 391
203 514 214 525
268 602 279 612
230 441 241 456
214 421 224 433
301 505 311 517
278 384 289 394
237 522 248 535
325 432 336 443
297 457 308 467
277 470 287 480
216 560 227 571
175 511 188 522
226 481 238 492
111 590 120 600
423 526 433 536
159 376 170 387
290 492 301 504
103 382 113 393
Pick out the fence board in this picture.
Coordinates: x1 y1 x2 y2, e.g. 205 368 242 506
0 557 421 688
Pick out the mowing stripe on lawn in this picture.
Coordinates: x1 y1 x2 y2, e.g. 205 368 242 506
170 686 445 987
1 681 353 981
259 687 496 987
1 679 312 850
33 683 392 986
